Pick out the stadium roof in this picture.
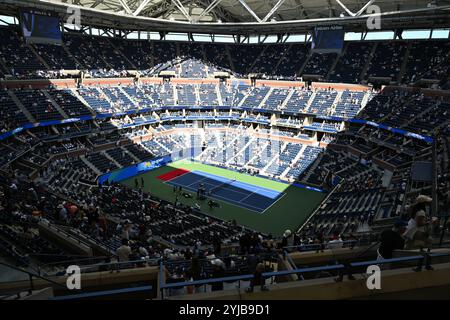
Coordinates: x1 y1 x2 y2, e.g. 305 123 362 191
1 0 450 35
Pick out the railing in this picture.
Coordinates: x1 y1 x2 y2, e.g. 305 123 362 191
0 261 67 300
3 249 450 299
350 255 424 267
283 239 361 253
262 264 345 278
49 285 153 300
76 258 160 274
38 255 111 272
158 249 450 299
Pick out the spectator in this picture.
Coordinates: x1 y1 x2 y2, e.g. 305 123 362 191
406 195 432 227
210 259 225 291
116 238 132 262
328 232 344 249
281 229 294 248
247 263 268 292
378 220 407 259
404 210 433 250
58 202 68 222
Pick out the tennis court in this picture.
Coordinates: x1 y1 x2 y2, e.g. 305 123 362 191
164 170 284 213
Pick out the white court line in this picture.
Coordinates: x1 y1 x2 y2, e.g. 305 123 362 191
167 171 284 214
163 169 192 182
192 170 281 199
186 176 210 188
261 192 286 214
238 190 256 203
167 177 268 213
207 192 267 214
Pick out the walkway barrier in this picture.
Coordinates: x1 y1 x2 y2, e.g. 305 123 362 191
77 258 160 274
283 240 359 252
49 285 153 300
158 249 450 299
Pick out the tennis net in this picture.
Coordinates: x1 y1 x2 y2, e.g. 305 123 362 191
209 178 236 194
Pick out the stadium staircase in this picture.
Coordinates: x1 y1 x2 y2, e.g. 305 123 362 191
107 38 138 70
260 140 287 174
399 100 441 129
28 44 51 70
153 138 172 153
79 155 102 175
61 43 82 68
119 87 139 108
171 133 191 150
0 59 9 75
247 45 269 73
102 150 123 169
172 84 179 104
68 89 97 116
42 91 69 118
398 42 413 83
7 91 36 123
300 152 324 183
359 42 378 82
96 87 114 106
194 84 201 105
280 88 295 110
216 85 224 105
273 43 293 75
328 90 344 116
297 51 312 76
360 91 372 110
328 42 349 81
280 144 308 179
257 87 273 109
246 140 270 168
224 136 255 166
224 45 235 72
305 90 317 110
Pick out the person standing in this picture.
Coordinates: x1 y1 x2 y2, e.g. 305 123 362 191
378 220 407 259
116 239 132 262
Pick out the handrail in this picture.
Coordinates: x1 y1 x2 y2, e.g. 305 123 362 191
39 256 110 268
161 274 254 289
0 261 65 287
283 239 359 252
349 255 424 267
0 261 67 297
429 251 450 258
78 258 160 273
262 264 345 278
160 264 344 290
0 105 434 143
283 250 297 269
158 249 450 295
49 285 153 300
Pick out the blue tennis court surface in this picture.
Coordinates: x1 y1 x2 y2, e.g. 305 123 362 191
165 170 284 213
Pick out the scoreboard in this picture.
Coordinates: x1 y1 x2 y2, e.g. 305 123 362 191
312 25 344 53
20 10 62 45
